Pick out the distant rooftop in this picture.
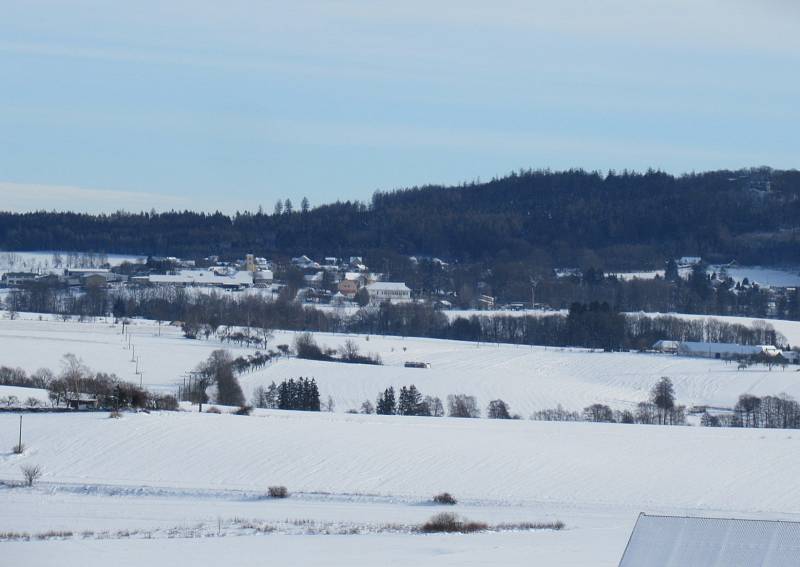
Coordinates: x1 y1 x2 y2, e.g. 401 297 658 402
619 514 800 567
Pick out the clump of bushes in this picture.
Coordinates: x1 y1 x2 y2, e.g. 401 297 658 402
432 492 457 505
268 486 289 499
420 513 487 534
108 410 122 419
495 520 565 531
206 406 221 414
233 405 253 416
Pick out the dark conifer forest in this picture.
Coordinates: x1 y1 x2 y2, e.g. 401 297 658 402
2 168 799 269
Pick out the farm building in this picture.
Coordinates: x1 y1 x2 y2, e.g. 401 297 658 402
619 514 800 567
365 282 411 304
652 340 679 353
676 341 780 360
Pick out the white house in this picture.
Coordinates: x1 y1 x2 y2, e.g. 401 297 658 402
365 282 411 304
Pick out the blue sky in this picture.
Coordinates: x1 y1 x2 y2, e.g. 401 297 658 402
1 0 798 213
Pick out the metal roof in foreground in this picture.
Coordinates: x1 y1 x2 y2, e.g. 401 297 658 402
619 513 800 567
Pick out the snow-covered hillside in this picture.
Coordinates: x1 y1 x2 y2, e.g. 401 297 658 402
1 315 800 414
3 410 800 566
3 315 800 566
3 410 800 512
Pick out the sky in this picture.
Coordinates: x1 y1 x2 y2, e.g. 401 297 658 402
1 0 798 213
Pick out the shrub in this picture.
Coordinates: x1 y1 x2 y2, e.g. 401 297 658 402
233 405 253 416
21 464 42 487
495 520 565 531
268 486 289 498
206 406 221 414
294 333 328 361
420 513 487 534
108 410 123 419
432 492 457 505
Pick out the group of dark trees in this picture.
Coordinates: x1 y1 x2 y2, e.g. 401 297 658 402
275 378 320 411
373 385 445 416
251 378 323 411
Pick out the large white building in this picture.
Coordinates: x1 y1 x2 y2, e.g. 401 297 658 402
134 269 254 289
365 282 411 304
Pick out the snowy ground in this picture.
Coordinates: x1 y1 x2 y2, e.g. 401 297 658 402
0 251 145 276
4 410 800 566
3 314 800 565
2 315 800 415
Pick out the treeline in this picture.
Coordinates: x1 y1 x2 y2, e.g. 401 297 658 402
708 393 800 429
533 377 686 425
9 284 788 352
2 354 178 411
2 168 800 269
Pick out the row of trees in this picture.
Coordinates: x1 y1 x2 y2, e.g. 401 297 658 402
3 280 791 354
41 354 178 411
534 377 687 426
712 393 800 429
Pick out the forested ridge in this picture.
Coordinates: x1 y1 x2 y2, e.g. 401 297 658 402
2 167 799 268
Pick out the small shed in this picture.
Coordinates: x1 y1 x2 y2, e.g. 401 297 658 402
652 340 679 353
619 514 800 567
66 395 99 410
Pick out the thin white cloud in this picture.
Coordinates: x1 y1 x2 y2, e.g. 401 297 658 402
0 182 189 213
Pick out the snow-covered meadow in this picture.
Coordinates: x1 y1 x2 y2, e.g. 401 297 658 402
2 314 800 415
0 251 145 276
2 315 800 565
3 410 800 566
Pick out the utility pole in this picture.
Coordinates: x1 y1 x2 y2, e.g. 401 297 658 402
530 277 539 310
18 415 22 450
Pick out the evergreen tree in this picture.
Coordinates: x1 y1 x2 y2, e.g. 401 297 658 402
397 384 422 415
284 198 293 214
376 386 396 415
665 259 679 282
301 197 310 213
273 199 283 215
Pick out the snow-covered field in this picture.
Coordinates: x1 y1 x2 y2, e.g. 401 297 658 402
3 315 800 564
0 250 145 276
611 265 800 288
3 410 800 566
2 315 800 416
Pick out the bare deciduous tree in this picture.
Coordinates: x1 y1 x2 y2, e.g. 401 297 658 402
21 464 42 487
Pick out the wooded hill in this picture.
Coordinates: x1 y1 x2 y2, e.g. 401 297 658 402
2 167 799 269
